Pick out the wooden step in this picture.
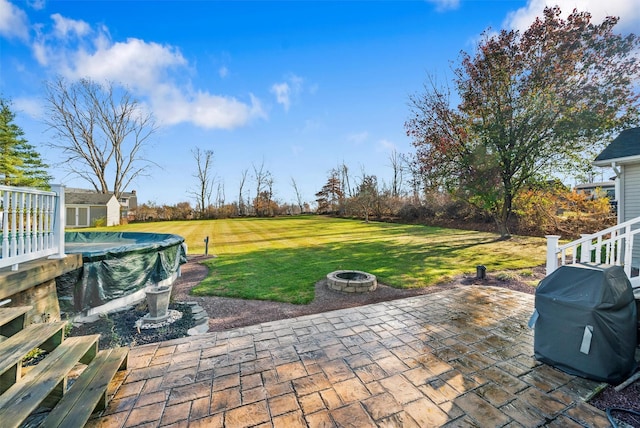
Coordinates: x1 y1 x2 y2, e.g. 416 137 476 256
0 321 66 393
0 335 99 428
42 347 129 428
0 306 32 339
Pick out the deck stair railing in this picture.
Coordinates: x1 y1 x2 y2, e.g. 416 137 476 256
0 184 66 271
546 215 640 284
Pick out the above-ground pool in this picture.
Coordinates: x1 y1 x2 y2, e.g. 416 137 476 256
56 231 187 317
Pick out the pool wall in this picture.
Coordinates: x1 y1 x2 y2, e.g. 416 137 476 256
57 232 187 317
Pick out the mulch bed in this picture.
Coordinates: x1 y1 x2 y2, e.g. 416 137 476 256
69 302 195 350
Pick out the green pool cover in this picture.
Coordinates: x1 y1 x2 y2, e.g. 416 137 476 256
57 232 187 314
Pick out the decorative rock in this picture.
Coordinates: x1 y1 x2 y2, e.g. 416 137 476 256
194 317 208 326
188 322 210 335
177 301 210 335
135 309 183 330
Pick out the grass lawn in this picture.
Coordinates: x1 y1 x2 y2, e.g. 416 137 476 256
85 216 547 304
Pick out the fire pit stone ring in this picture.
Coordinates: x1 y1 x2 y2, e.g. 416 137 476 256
327 270 377 293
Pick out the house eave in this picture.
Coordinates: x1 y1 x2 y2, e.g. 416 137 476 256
594 154 640 167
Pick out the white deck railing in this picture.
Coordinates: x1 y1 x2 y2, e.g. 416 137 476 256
0 184 66 271
546 215 640 285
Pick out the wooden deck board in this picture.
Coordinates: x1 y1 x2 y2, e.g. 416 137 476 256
0 306 31 338
0 321 66 393
42 347 129 428
0 335 99 428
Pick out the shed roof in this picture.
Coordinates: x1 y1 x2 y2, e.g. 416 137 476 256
594 128 640 163
66 192 116 205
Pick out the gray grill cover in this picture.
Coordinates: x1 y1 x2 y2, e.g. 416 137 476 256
533 264 637 383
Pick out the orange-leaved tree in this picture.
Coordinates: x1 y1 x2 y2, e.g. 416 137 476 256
406 7 639 238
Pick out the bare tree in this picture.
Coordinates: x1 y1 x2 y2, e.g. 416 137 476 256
215 181 225 209
238 169 248 216
388 150 404 198
291 177 305 214
44 77 157 198
252 161 273 216
188 147 215 218
339 161 352 207
338 162 351 198
266 174 275 216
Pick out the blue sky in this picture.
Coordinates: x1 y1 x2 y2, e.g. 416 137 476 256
1 0 638 207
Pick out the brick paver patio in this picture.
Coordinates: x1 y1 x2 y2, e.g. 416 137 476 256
88 286 612 427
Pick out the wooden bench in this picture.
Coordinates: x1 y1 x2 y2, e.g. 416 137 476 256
0 334 100 428
41 346 129 428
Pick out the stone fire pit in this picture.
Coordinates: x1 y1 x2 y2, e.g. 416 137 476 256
327 270 377 293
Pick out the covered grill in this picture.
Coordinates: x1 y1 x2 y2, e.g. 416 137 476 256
530 264 637 384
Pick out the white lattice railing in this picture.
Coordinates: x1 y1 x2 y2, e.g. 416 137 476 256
546 215 640 285
0 184 66 271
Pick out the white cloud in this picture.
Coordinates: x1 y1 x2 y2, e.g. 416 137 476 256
377 139 397 152
300 119 321 133
66 38 187 91
152 88 266 129
271 74 304 111
27 0 45 11
425 0 460 12
271 82 291 111
347 131 369 144
13 96 44 119
218 65 228 78
504 0 640 33
0 0 29 40
28 13 266 130
51 13 90 38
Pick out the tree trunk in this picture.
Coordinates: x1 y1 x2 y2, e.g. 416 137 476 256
496 190 513 239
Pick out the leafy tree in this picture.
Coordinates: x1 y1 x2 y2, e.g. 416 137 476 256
406 7 640 238
44 77 157 199
0 98 51 188
253 190 277 217
355 174 378 223
315 169 343 214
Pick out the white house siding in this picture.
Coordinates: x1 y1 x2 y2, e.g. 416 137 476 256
622 164 640 269
106 197 120 226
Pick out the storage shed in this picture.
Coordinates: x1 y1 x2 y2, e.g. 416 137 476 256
65 192 120 227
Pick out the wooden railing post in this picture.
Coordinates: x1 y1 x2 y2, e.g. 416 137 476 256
546 235 561 275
